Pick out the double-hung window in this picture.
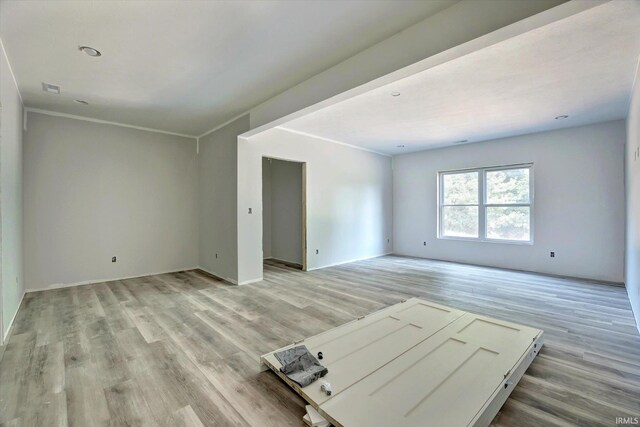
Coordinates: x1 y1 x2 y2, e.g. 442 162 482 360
438 164 533 243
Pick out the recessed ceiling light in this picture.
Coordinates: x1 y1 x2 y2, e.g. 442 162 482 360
42 82 60 94
397 144 405 148
391 92 401 97
74 99 89 105
79 46 101 57
555 115 569 120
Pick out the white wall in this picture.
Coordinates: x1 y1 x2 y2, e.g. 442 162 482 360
1 39 24 340
198 115 249 283
238 128 393 284
23 112 199 291
394 121 626 283
626 64 640 330
263 158 303 265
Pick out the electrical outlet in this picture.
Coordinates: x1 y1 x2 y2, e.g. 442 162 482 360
215 253 218 259
248 207 252 214
112 256 117 263
387 238 390 243
423 241 426 246
550 252 555 258
316 249 319 255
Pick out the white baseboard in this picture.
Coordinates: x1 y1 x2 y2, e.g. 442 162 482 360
306 253 392 271
196 266 239 285
211 254 392 285
626 285 640 335
3 290 26 343
186 266 260 286
238 278 263 286
26 267 199 293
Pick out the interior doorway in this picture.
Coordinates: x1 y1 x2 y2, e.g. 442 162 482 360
262 157 306 271
0 101 3 345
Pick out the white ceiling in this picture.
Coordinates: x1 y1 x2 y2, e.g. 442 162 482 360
0 0 456 136
282 0 640 155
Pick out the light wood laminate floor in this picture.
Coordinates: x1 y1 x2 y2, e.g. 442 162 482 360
1 256 639 426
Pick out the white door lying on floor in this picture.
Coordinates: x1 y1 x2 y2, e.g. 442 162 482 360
261 298 543 427
321 313 541 426
262 299 466 405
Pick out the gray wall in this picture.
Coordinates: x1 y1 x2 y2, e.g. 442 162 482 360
198 115 249 283
1 40 24 340
262 158 303 265
626 65 640 331
393 120 626 283
23 112 199 290
262 158 272 259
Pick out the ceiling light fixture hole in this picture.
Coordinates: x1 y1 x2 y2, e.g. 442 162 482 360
79 46 101 57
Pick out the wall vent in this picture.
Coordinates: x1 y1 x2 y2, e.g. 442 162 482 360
42 82 61 94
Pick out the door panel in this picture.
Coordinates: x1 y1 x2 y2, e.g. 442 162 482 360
262 299 466 405
321 313 540 427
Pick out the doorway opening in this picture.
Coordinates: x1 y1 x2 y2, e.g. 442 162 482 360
262 157 306 271
0 101 3 345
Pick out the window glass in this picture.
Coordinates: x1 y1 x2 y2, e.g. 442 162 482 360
442 206 479 238
486 207 531 241
486 168 529 204
439 165 532 242
442 172 478 205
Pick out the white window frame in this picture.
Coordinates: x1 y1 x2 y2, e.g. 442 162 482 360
438 163 534 244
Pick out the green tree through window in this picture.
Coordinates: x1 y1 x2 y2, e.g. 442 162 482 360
439 165 532 242
441 172 479 237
